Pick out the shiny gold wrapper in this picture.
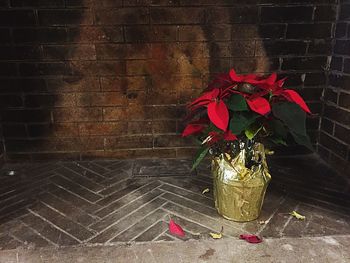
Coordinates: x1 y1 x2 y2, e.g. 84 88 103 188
212 143 271 222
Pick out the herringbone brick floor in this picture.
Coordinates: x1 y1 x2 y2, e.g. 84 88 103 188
0 155 349 250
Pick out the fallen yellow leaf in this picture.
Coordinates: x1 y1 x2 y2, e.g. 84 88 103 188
202 188 210 194
290 210 306 220
209 232 222 239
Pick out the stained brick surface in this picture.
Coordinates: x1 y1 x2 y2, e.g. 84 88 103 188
0 0 336 161
0 155 349 250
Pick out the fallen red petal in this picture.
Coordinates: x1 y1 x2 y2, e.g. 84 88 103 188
281 89 311 114
239 234 262 244
246 97 271 115
169 219 185 237
207 100 229 131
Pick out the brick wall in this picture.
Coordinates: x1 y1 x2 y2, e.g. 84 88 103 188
0 0 336 161
318 1 350 174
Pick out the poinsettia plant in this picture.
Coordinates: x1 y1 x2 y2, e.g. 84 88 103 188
182 68 313 170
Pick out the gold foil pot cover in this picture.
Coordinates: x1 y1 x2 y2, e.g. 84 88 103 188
212 143 271 222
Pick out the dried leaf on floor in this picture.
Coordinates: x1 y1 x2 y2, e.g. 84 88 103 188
209 226 223 239
169 219 185 237
202 188 210 194
290 210 306 220
239 234 262 244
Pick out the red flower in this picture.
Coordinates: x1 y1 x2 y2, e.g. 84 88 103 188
205 130 237 145
188 88 230 131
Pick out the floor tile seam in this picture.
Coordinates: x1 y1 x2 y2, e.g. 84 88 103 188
19 220 58 248
158 188 216 211
94 180 162 215
159 198 241 236
256 195 287 235
73 162 110 177
97 177 150 196
91 185 164 223
45 181 102 206
158 181 214 201
86 192 166 242
55 167 105 193
286 191 350 214
131 218 168 242
26 208 83 243
35 201 96 235
37 192 98 227
67 162 108 181
106 206 169 243
129 202 170 242
50 173 104 200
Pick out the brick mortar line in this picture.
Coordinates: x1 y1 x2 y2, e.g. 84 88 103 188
27 208 82 243
131 216 168 242
151 227 170 242
85 191 166 243
74 161 110 175
159 197 243 236
97 177 132 195
93 181 163 219
279 203 300 236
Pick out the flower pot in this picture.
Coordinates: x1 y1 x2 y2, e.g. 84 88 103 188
212 143 271 222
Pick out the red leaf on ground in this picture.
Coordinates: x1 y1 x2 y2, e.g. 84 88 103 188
207 100 229 131
281 89 311 114
239 234 262 244
246 97 271 115
182 124 205 137
169 219 185 237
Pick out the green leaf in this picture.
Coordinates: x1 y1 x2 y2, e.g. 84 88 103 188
270 119 288 139
192 147 209 171
229 112 259 135
245 124 262 140
290 131 314 151
270 137 287 146
272 102 313 150
226 94 248 111
272 102 307 136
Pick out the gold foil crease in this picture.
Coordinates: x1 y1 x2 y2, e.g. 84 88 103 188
212 143 271 222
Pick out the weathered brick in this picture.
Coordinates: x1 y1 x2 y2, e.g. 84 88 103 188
96 8 149 25
0 10 36 26
53 107 103 122
125 25 177 42
0 95 23 108
339 4 350 21
324 105 350 126
38 10 93 25
0 28 11 44
308 40 332 55
335 124 350 145
10 0 64 7
319 132 348 158
151 7 206 24
282 57 328 71
13 28 68 44
0 45 42 61
79 122 127 136
287 24 333 39
321 118 334 135
77 92 126 107
260 6 313 23
105 135 153 149
27 123 79 137
2 109 50 123
179 25 230 41
324 88 338 104
339 92 350 108
314 5 337 21
335 23 347 38
43 44 96 60
334 40 350 56
257 40 307 56
68 26 124 43
207 7 258 24
96 44 150 60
